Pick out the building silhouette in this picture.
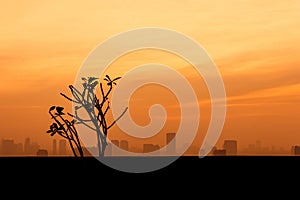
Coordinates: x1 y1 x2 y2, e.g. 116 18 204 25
213 149 227 156
58 139 67 155
37 149 48 157
292 146 300 155
30 142 40 155
1 139 23 155
223 140 237 155
52 139 57 155
24 137 30 155
23 138 40 155
255 140 262 153
166 133 176 155
1 139 15 155
111 140 119 147
143 144 160 154
120 140 129 151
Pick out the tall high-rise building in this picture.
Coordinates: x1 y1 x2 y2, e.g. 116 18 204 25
58 139 67 155
24 137 30 155
223 140 237 155
52 139 57 155
166 133 176 155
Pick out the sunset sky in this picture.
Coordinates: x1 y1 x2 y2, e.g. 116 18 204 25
0 0 300 154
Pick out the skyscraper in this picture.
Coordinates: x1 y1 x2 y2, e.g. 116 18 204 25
24 137 30 155
58 139 67 155
166 133 176 155
223 140 237 155
52 139 57 155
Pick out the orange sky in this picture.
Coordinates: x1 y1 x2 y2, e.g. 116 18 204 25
0 0 300 153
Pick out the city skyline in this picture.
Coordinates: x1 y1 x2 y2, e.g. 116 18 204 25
1 135 299 157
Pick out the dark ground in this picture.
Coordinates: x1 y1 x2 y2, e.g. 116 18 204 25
1 156 300 192
1 156 300 177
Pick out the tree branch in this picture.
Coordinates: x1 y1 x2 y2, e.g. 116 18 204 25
107 107 128 130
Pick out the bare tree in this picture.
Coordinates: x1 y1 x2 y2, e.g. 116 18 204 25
47 106 83 158
47 75 127 158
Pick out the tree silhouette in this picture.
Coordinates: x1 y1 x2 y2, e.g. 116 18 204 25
47 75 127 158
47 106 83 158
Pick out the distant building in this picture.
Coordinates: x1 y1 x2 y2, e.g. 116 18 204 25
30 142 40 155
1 139 15 155
292 146 300 155
213 149 227 156
255 140 262 153
81 146 98 156
166 133 176 155
120 140 129 151
15 143 23 155
223 140 237 155
37 149 48 157
58 139 67 155
111 140 119 147
52 139 57 155
23 138 40 155
24 137 31 155
143 144 160 154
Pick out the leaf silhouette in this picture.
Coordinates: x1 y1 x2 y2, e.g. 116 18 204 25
50 132 56 136
51 123 58 129
91 81 98 89
112 77 121 81
105 75 111 81
56 106 64 115
88 77 98 83
58 124 64 130
49 106 56 112
82 77 87 81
